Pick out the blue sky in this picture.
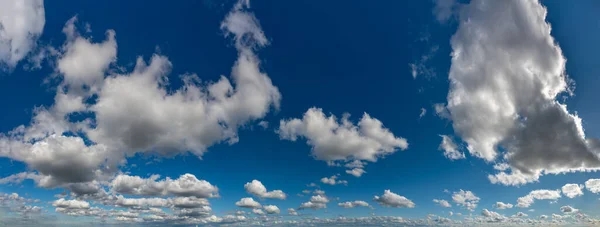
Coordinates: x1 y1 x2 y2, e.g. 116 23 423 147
1 0 600 226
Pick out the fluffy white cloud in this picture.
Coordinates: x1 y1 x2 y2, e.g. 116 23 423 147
235 197 261 209
560 205 577 214
444 0 600 185
516 190 561 208
561 184 584 198
452 190 479 211
494 202 513 210
438 135 465 160
52 198 90 209
373 190 415 208
433 199 451 208
320 175 348 186
263 205 280 214
0 0 281 192
244 180 286 200
0 134 114 188
252 208 264 215
338 200 370 208
584 179 600 193
110 174 219 198
287 208 298 216
299 195 330 210
345 168 366 177
278 108 408 171
0 0 45 68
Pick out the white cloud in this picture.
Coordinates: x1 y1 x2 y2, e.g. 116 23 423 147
338 200 370 208
278 107 408 169
373 190 415 208
433 199 451 208
585 179 600 193
287 208 298 216
110 173 219 198
0 0 280 193
444 0 600 186
235 197 261 209
560 205 577 214
494 202 513 210
320 175 348 186
244 180 286 200
438 135 465 160
419 108 427 119
252 208 265 215
452 190 479 211
263 205 280 214
516 189 561 208
345 168 366 177
52 198 90 209
0 0 45 69
561 184 584 198
299 195 329 210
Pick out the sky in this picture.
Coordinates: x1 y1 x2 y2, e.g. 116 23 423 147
1 0 600 226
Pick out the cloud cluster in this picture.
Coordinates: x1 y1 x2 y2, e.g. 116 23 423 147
0 0 280 194
561 183 584 198
433 199 451 208
451 190 479 211
444 0 600 185
320 175 348 186
299 195 330 210
110 174 219 198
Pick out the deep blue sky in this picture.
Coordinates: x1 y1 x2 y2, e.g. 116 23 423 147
1 0 600 226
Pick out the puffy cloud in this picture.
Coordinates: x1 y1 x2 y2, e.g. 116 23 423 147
585 179 600 193
444 0 600 186
560 205 577 214
0 0 280 193
252 208 265 215
299 195 330 210
320 175 348 186
114 196 170 208
561 184 584 198
516 189 561 208
278 108 408 173
58 16 116 90
338 200 370 208
263 205 280 214
514 212 528 218
299 201 326 210
244 180 286 200
287 208 298 216
0 0 45 68
169 197 210 209
373 190 415 208
313 189 325 195
438 135 465 160
345 168 366 178
433 199 451 208
52 198 90 209
0 135 114 188
235 197 261 209
110 173 219 198
452 190 479 211
494 202 514 210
